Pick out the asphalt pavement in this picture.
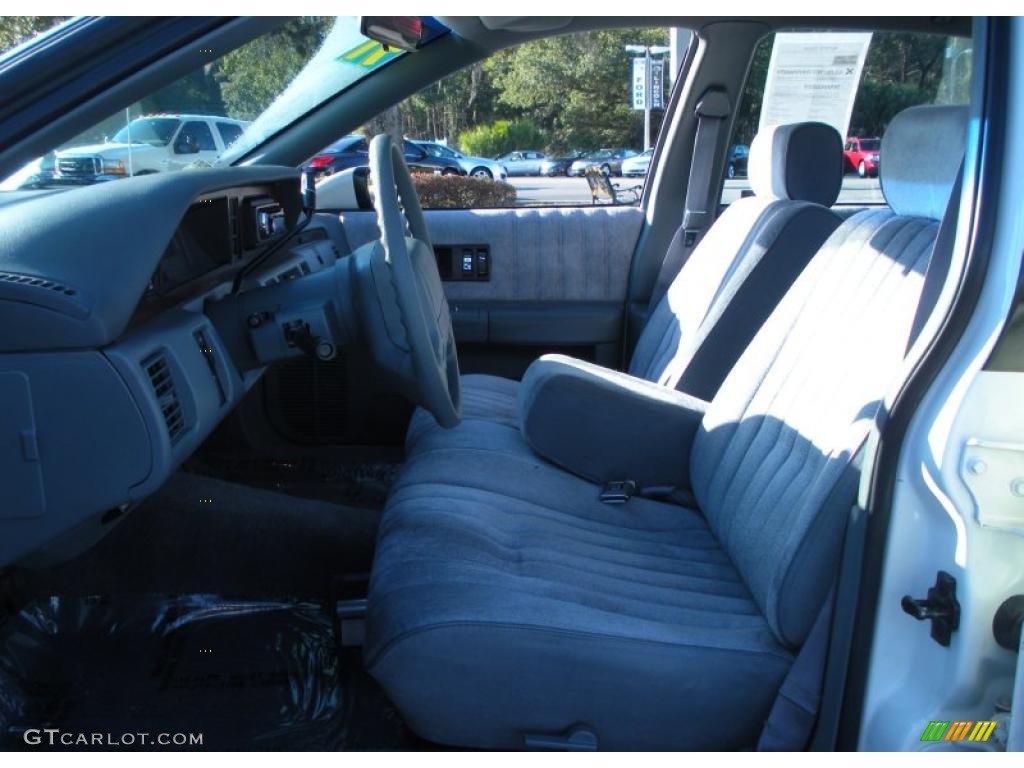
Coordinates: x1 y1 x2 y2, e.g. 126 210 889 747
506 175 885 207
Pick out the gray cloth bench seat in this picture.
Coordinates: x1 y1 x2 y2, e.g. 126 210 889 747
365 105 968 750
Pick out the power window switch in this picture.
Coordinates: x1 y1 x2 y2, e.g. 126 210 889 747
476 248 489 277
461 249 475 277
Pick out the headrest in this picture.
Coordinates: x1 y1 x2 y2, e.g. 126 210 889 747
748 122 843 207
881 105 968 220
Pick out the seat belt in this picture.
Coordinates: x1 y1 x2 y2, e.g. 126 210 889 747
648 88 731 313
758 591 835 751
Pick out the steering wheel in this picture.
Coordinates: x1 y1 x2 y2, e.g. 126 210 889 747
357 133 461 427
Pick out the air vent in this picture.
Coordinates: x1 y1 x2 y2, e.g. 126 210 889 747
0 271 77 296
144 353 185 444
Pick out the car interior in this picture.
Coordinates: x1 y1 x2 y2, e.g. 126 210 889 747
0 14 989 751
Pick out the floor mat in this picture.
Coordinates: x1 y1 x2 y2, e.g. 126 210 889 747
0 595 417 751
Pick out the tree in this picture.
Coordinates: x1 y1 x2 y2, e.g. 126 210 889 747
730 38 772 147
487 28 669 152
0 16 64 55
363 106 403 148
213 18 332 120
459 120 546 158
849 32 946 136
141 69 224 116
400 62 504 142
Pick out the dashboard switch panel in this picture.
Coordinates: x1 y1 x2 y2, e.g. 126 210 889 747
435 244 490 281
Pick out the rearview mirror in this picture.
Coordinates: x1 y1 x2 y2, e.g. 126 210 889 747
360 16 426 52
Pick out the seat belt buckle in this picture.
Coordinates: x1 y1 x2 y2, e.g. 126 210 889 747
600 480 636 504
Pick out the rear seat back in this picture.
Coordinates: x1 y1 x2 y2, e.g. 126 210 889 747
691 105 969 647
629 122 844 399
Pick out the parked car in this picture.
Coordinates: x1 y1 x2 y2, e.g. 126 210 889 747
621 148 654 177
844 136 881 177
52 114 248 183
412 141 507 180
726 144 749 179
538 151 585 176
495 150 549 176
568 148 640 177
307 135 465 177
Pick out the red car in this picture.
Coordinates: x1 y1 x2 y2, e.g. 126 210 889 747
844 136 881 177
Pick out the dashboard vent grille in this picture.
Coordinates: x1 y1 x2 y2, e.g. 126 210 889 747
0 271 77 295
144 353 185 444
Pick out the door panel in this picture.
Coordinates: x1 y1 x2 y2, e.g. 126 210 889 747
341 205 642 378
250 206 643 449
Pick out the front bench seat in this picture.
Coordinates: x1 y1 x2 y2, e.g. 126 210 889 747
407 122 844 451
365 105 968 750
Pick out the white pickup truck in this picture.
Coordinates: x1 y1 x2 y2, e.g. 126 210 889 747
53 114 249 182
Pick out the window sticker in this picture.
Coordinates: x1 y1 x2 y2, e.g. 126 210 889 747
759 32 872 139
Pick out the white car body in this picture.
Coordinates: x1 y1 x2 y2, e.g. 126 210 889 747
497 150 549 176
621 149 654 177
53 114 248 182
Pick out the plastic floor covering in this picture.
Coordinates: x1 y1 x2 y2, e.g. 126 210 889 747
0 595 416 751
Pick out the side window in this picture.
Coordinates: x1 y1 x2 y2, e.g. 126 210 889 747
216 122 243 149
358 26 689 209
722 31 972 208
178 121 217 152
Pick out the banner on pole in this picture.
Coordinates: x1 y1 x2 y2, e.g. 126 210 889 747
632 58 647 110
650 58 665 109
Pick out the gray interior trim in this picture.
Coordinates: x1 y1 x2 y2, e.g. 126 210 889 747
519 353 709 489
340 206 643 303
0 165 299 350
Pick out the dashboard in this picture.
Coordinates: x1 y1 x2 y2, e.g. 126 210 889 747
0 166 348 566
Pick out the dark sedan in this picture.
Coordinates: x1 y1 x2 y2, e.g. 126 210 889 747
538 152 585 177
568 148 639 177
307 135 465 177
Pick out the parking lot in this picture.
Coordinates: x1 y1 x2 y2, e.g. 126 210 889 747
507 175 885 207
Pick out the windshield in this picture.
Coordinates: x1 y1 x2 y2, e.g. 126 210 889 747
111 117 180 146
860 139 881 151
0 17 448 191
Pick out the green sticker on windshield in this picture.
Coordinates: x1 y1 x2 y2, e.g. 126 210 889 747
339 40 401 69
